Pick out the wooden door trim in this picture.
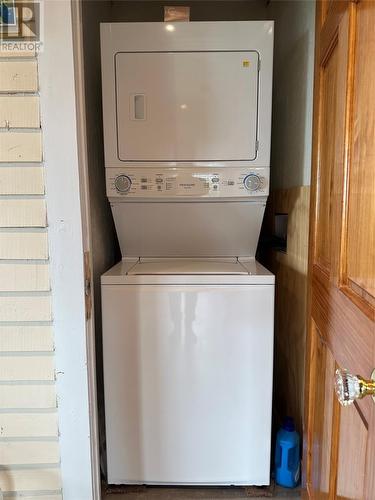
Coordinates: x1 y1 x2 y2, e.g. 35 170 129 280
303 0 324 491
70 0 101 498
337 2 356 290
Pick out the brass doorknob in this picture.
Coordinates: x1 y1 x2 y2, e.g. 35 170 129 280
334 368 375 406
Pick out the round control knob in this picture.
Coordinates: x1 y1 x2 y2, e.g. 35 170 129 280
115 175 132 193
243 174 261 192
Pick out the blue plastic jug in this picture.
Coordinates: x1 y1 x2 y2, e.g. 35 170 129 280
275 416 300 488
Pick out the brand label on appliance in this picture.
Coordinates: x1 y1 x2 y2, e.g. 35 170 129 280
175 174 207 196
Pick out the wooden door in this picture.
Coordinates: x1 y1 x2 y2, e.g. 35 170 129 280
304 1 375 498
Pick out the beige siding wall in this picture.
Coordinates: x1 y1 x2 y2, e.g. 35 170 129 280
0 47 61 497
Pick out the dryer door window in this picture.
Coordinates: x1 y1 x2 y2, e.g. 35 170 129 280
115 51 259 162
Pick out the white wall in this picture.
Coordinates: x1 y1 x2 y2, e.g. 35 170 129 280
267 0 316 189
40 1 95 498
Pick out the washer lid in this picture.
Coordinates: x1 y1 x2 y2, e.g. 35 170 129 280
110 200 267 259
129 258 248 275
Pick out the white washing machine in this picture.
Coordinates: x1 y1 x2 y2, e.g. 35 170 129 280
100 21 275 485
102 258 274 485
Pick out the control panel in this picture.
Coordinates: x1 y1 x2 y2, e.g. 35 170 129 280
106 168 269 199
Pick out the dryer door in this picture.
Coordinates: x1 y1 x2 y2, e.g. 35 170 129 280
115 51 259 162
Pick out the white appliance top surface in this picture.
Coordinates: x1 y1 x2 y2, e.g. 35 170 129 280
101 21 274 52
101 258 274 285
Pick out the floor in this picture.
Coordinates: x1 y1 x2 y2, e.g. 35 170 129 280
103 485 301 500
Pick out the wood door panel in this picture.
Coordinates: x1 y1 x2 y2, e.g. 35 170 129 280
336 403 368 499
305 1 375 498
314 40 338 273
309 322 335 497
344 0 375 310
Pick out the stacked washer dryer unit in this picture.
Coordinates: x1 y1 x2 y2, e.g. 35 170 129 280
100 21 274 486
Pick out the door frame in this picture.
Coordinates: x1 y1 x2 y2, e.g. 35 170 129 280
70 0 102 497
39 0 101 498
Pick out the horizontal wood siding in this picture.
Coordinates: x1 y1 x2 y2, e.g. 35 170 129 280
0 52 61 495
0 232 48 259
0 96 40 128
0 132 42 162
0 60 38 92
0 296 52 322
0 325 53 351
0 385 56 409
0 356 55 381
4 496 62 500
0 166 44 194
0 413 58 437
0 263 50 291
0 467 61 492
0 199 46 227
0 441 60 465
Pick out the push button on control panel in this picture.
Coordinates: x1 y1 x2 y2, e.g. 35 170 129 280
243 174 261 192
115 174 132 193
